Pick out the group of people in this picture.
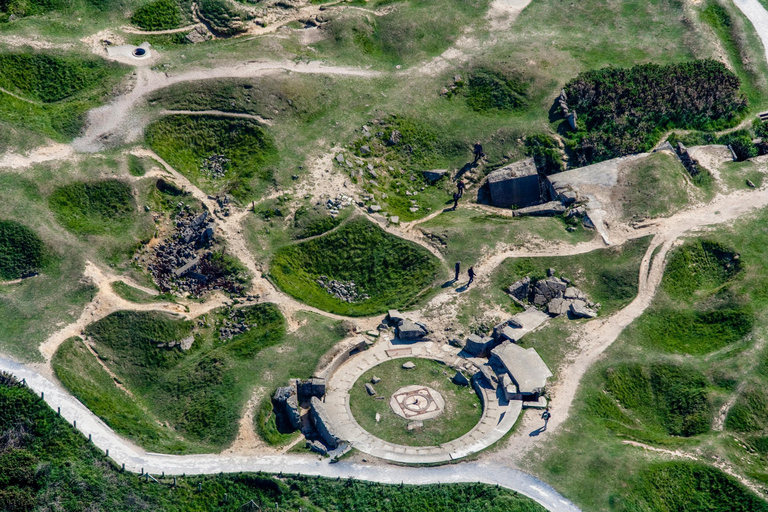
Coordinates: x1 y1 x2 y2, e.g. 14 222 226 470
453 261 476 287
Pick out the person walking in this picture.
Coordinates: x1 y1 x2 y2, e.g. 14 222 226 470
452 192 460 210
467 266 475 286
454 261 461 282
457 179 466 198
541 408 551 431
472 142 484 164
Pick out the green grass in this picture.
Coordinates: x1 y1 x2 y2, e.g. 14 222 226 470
127 154 150 177
54 308 349 451
131 0 180 30
0 220 50 280
0 52 128 139
49 180 136 236
269 217 440 316
0 378 546 511
110 281 173 304
197 0 249 35
349 358 482 446
726 384 768 433
625 239 752 355
254 394 301 447
145 115 278 202
618 152 691 221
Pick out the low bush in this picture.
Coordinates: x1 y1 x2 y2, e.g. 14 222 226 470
197 0 249 35
0 0 64 20
270 218 440 316
131 0 181 30
563 60 746 165
254 394 298 446
464 68 529 113
726 386 768 433
49 180 135 235
525 134 563 174
293 205 341 239
0 220 48 280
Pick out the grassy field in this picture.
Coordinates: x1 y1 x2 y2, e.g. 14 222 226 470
270 217 440 316
53 307 349 452
145 115 278 202
0 379 548 511
349 358 482 446
616 152 691 221
49 179 137 236
111 280 174 304
0 220 51 280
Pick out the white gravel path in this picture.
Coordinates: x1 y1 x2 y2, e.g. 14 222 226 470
733 0 768 65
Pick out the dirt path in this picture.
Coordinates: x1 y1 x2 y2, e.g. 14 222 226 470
0 143 75 170
712 335 767 431
158 109 274 125
121 23 203 35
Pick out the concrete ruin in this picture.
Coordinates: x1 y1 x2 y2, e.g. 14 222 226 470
490 342 553 397
273 386 301 430
310 397 340 449
486 158 541 208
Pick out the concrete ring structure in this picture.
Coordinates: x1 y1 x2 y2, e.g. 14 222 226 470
390 384 445 420
324 338 522 464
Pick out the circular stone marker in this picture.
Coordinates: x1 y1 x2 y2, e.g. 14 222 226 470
390 384 445 420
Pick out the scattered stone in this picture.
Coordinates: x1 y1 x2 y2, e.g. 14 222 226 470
402 361 416 370
747 179 756 188
371 375 381 384
360 146 371 155
533 277 567 305
449 337 465 348
375 412 381 423
200 154 230 179
548 297 570 317
422 169 447 183
387 310 404 326
570 302 597 319
307 440 327 455
464 334 493 357
387 130 401 146
508 277 530 301
366 330 380 338
179 336 195 350
388 216 400 225
547 268 556 277
368 204 382 213
365 383 377 396
452 371 470 387
316 276 370 303
407 420 423 431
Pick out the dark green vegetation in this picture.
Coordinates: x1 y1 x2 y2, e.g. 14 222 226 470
145 115 277 201
349 358 482 446
49 180 136 236
131 0 180 30
197 0 249 35
669 121 767 162
0 0 63 20
461 68 530 114
626 240 751 355
563 60 746 165
270 218 440 316
616 152 691 221
254 392 300 447
0 376 546 511
0 220 49 280
0 52 127 139
110 281 173 304
620 462 768 512
53 309 350 452
598 363 712 439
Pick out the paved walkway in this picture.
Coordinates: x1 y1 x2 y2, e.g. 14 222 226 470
733 0 768 65
0 355 579 512
324 336 523 463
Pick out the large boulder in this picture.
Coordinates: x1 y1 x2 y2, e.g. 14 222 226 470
452 371 470 386
548 298 571 317
423 169 448 183
533 277 567 305
564 287 586 300
570 301 597 319
397 319 428 340
387 309 405 326
508 277 530 302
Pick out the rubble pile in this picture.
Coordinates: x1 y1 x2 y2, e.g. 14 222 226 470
508 270 599 319
148 209 245 297
316 276 370 303
324 194 353 216
200 154 230 179
219 308 253 340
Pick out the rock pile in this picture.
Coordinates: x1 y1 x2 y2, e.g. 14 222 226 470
218 308 253 341
200 154 230 179
147 209 245 297
508 271 598 319
155 335 195 350
316 276 370 303
325 194 353 216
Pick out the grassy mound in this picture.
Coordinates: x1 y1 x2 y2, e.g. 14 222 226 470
65 307 286 448
131 0 180 30
349 358 482 446
49 180 135 235
269 218 440 316
0 0 64 20
145 115 277 201
617 152 690 221
197 0 249 35
563 60 746 165
596 363 711 438
726 384 768 433
463 68 530 114
623 462 768 511
629 240 752 354
0 53 123 104
0 378 546 511
0 220 48 280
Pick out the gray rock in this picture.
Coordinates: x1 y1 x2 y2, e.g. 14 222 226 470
534 278 567 305
389 216 400 225
452 371 470 386
548 298 570 316
365 383 376 396
570 302 597 319
335 153 345 163
397 319 427 340
360 146 371 155
547 268 556 277
371 375 381 384
508 277 530 302
387 310 404 326
308 440 327 455
449 337 466 348
464 334 493 357
368 205 382 213
407 420 423 431
375 412 381 422
402 361 416 369
423 169 447 183
387 130 401 146
564 287 585 300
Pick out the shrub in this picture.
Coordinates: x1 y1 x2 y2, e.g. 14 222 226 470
563 60 746 165
0 220 48 280
224 304 286 359
525 134 563 174
131 0 181 30
49 180 135 235
464 69 529 113
197 0 249 35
